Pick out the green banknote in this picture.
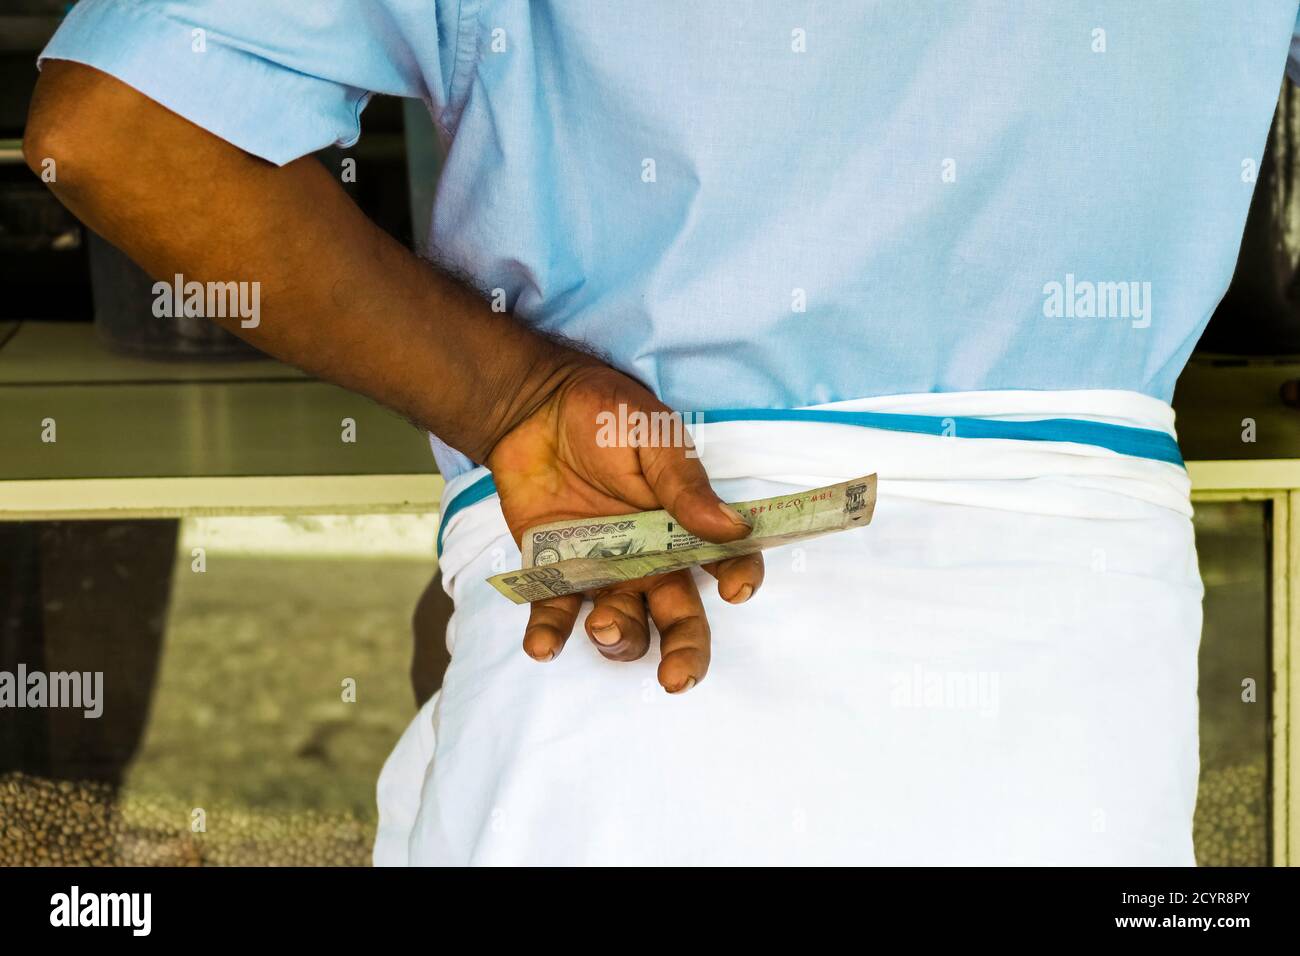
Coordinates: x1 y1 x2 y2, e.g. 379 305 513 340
488 474 877 604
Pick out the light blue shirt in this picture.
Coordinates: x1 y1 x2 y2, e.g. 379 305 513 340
42 0 1300 480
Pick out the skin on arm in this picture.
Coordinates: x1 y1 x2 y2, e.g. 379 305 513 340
24 60 763 691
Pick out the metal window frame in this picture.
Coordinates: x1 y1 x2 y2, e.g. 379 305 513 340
1192 487 1294 866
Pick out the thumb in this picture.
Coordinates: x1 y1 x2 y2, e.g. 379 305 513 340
640 445 752 544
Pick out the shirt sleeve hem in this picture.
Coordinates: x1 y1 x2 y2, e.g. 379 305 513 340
38 0 370 166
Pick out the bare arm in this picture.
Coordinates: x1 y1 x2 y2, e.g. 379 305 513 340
24 60 583 464
26 60 762 692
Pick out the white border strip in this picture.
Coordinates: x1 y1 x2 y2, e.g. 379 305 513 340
0 474 444 520
1186 460 1300 492
2 463 1297 521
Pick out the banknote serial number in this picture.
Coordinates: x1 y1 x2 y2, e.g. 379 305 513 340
743 491 831 516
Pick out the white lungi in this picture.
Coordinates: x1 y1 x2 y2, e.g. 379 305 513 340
376 390 1202 865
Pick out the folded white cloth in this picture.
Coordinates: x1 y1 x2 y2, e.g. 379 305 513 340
376 389 1201 865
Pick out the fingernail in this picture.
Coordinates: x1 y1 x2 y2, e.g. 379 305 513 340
524 628 555 662
669 676 697 695
719 503 752 528
727 583 753 605
590 622 621 646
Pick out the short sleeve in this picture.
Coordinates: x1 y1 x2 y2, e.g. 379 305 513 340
38 0 455 166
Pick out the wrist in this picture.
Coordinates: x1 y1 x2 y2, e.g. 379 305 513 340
469 332 602 465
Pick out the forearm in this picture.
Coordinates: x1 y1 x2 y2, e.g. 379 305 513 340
24 61 589 463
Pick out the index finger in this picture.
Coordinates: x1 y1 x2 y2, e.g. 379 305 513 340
522 593 583 662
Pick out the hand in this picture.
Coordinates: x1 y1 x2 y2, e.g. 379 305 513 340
486 363 764 693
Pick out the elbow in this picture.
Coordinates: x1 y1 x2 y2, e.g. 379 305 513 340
23 60 116 191
22 110 60 180
23 84 57 177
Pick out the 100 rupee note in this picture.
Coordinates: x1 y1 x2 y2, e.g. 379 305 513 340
488 474 877 604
